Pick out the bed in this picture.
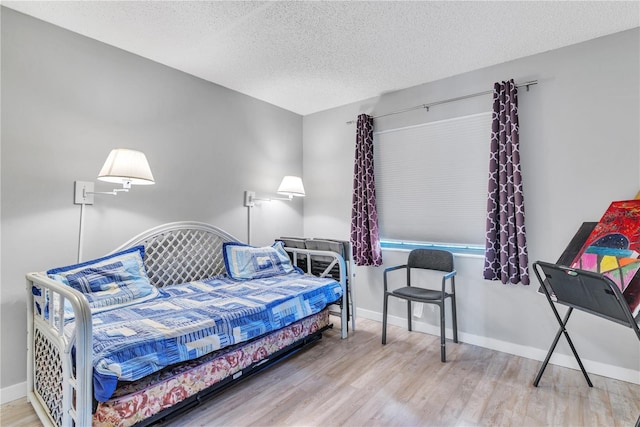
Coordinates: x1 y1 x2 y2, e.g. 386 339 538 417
25 221 349 427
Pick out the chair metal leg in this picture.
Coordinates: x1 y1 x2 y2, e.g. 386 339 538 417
407 301 412 331
451 294 458 343
382 293 389 344
440 303 446 362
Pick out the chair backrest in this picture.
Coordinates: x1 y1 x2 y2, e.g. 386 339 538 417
407 249 454 272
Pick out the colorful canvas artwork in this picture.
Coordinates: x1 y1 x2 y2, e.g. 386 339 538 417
571 199 640 317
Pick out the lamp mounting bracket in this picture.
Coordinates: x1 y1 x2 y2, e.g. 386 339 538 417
244 191 256 207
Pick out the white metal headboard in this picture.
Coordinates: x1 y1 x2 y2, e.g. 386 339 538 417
111 221 240 287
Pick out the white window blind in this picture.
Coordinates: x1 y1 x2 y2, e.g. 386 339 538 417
373 112 491 246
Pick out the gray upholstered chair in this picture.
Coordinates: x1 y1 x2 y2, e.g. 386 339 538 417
381 249 458 362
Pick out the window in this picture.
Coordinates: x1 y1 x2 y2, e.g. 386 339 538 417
373 112 491 249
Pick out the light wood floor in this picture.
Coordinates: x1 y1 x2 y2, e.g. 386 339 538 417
2 318 639 426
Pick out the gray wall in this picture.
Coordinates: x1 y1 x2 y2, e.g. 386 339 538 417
303 28 640 382
1 8 304 395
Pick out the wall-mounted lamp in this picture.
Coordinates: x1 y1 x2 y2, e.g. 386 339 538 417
74 148 155 262
244 176 305 244
244 175 305 207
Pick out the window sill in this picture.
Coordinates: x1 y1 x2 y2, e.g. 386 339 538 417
380 240 485 258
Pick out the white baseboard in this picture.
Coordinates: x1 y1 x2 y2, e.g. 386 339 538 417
358 308 640 385
0 381 26 405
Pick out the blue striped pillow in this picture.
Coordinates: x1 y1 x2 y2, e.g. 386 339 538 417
223 241 296 280
46 246 158 312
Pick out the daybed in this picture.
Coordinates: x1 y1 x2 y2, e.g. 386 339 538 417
26 221 349 427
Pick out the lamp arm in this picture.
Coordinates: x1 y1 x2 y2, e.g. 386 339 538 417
257 195 293 202
244 190 295 207
85 188 129 196
84 180 131 197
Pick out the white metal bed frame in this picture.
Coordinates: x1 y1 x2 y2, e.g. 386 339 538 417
26 221 349 427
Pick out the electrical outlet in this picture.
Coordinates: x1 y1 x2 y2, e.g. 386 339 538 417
74 181 95 205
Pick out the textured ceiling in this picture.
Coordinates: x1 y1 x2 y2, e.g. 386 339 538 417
3 1 639 115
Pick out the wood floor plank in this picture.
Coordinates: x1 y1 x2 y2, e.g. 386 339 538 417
2 317 639 426
0 397 41 427
602 373 640 427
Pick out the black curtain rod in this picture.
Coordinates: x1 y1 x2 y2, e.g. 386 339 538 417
346 80 538 125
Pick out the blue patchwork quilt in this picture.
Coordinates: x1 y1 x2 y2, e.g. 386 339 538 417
69 272 342 402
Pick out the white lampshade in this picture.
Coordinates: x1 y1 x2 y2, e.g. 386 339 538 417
98 148 155 186
277 176 305 197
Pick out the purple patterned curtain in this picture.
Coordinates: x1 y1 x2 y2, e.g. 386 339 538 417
350 114 383 266
483 80 529 285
